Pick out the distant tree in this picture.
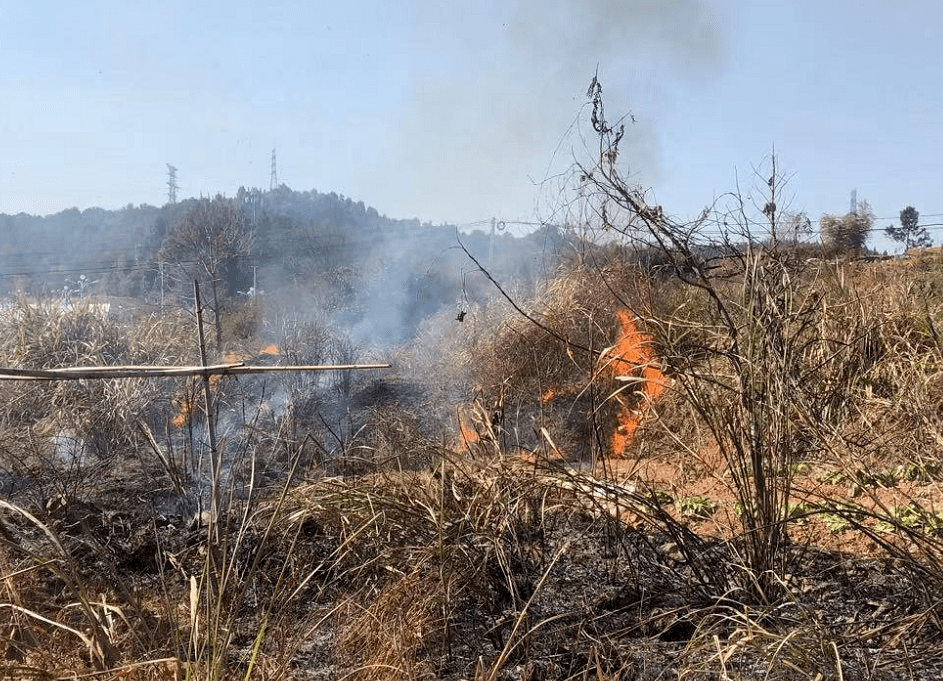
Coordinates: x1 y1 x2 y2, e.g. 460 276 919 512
820 201 873 253
885 205 931 251
159 195 253 350
779 211 813 245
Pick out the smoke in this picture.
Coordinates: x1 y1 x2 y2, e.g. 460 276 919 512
365 0 725 225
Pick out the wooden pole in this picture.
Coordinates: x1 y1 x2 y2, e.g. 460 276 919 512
194 281 221 535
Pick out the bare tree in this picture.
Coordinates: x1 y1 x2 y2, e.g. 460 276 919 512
779 211 813 245
160 195 253 350
513 77 854 602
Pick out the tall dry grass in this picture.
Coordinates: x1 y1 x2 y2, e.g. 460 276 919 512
0 298 195 506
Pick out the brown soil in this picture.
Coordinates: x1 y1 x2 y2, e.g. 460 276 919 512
589 446 943 559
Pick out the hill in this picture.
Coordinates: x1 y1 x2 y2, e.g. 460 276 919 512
0 186 567 344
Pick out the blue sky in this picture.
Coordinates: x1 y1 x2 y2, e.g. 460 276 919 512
1 1 940 250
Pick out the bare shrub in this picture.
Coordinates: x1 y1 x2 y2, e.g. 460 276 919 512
218 295 262 344
272 314 334 399
524 78 873 602
819 202 873 253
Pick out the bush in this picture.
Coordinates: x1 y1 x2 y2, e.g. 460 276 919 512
819 202 873 253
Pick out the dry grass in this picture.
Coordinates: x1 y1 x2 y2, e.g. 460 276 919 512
288 452 562 680
4 203 943 678
0 299 195 509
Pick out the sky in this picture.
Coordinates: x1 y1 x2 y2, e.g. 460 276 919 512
1 1 941 251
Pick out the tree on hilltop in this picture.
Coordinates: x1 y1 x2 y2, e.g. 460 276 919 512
886 205 931 251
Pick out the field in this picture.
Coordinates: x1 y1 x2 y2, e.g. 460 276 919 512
1 235 943 681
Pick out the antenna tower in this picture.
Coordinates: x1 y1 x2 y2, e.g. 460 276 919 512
166 164 179 204
270 149 277 190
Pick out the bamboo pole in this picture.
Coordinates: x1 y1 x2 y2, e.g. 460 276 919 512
0 363 391 381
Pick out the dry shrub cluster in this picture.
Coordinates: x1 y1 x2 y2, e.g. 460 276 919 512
467 255 656 462
218 295 263 343
0 299 194 504
837 261 943 452
312 455 553 680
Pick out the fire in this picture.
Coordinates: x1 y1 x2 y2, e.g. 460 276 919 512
456 404 481 452
171 374 222 428
172 400 190 429
172 384 196 428
459 418 480 447
171 344 280 428
607 309 667 455
453 311 665 459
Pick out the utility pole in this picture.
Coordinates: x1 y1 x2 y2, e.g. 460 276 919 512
489 217 495 266
166 164 178 204
489 218 505 266
270 149 277 190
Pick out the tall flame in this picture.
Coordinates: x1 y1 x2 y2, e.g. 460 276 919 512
608 310 666 455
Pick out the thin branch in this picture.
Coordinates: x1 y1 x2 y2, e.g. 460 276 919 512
459 238 598 357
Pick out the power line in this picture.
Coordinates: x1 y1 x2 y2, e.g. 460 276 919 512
874 213 943 221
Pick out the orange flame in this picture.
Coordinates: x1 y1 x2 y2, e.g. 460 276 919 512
260 344 279 355
457 406 480 452
171 374 222 429
607 310 667 455
172 384 197 429
172 399 190 429
460 420 480 447
542 388 555 403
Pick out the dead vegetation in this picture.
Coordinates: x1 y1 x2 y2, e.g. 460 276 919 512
2 84 943 679
2 235 943 680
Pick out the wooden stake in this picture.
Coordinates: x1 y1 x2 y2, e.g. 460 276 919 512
194 281 220 539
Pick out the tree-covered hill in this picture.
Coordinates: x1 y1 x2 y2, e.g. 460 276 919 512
0 186 568 344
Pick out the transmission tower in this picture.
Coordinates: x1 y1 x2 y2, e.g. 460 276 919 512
270 149 277 190
166 164 178 204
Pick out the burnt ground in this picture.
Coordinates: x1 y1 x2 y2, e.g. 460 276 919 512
4 450 943 680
